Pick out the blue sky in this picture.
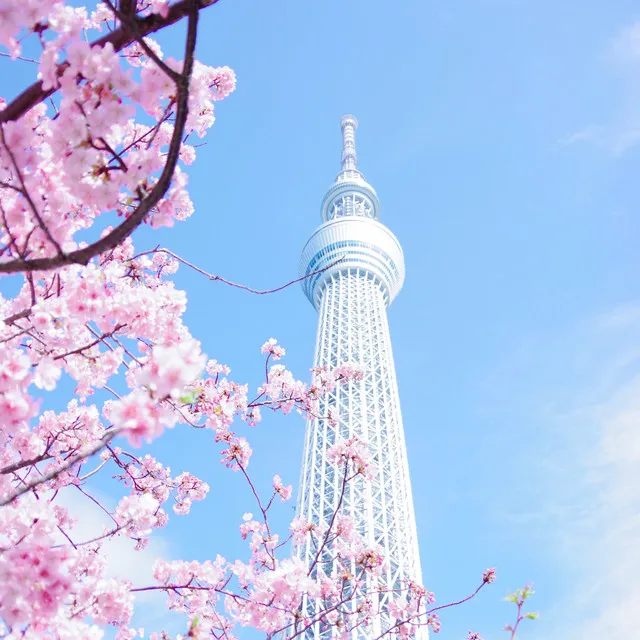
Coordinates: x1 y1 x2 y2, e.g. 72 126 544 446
3 0 640 638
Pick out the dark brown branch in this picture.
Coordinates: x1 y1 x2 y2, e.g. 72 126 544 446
118 0 136 20
3 308 31 325
0 430 119 506
52 324 126 360
103 0 183 82
0 0 221 126
0 0 204 275
0 452 53 475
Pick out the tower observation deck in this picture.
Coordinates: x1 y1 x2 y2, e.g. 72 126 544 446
294 116 426 639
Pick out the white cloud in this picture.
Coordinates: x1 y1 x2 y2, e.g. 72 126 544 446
545 380 640 637
55 488 176 622
563 21 640 155
575 396 640 639
594 301 640 330
561 124 640 156
607 22 640 68
500 305 640 638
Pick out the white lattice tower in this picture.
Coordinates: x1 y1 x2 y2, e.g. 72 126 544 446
295 116 427 639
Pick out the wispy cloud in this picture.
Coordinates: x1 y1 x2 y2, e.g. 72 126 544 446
56 488 179 629
487 302 640 638
545 308 640 637
547 375 640 637
563 22 640 155
607 22 640 67
562 124 640 156
57 488 170 588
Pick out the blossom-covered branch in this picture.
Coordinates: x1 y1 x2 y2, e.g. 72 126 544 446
0 0 222 125
0 0 205 274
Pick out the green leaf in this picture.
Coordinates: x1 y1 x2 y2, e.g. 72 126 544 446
524 612 540 620
180 390 198 404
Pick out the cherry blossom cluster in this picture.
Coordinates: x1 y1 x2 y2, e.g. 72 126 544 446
388 583 437 638
327 436 377 480
272 474 293 501
1 0 236 276
261 337 286 360
159 339 367 473
133 444 476 640
254 353 364 420
0 495 135 637
109 450 209 522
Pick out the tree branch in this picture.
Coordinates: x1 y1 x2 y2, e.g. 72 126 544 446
132 247 349 295
0 0 204 275
102 0 183 82
0 430 119 506
0 0 221 126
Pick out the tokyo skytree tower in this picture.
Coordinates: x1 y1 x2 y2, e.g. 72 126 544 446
295 116 426 639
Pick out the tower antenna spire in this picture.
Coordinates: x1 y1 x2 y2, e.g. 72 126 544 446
340 114 359 173
321 115 380 221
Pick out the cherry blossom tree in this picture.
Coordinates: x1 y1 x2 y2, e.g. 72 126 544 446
0 2 537 638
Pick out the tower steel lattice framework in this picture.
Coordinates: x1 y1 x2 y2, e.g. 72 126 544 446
295 116 426 639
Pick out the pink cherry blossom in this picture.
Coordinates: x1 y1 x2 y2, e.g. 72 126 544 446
137 339 206 399
273 474 293 501
110 391 164 446
150 0 170 18
33 356 62 391
327 436 377 479
483 567 497 584
220 435 253 470
261 337 286 360
0 543 73 625
114 493 160 538
427 612 441 633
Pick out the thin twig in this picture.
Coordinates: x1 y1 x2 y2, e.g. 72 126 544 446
0 126 64 256
133 247 349 295
53 324 126 360
0 51 39 63
0 430 120 506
